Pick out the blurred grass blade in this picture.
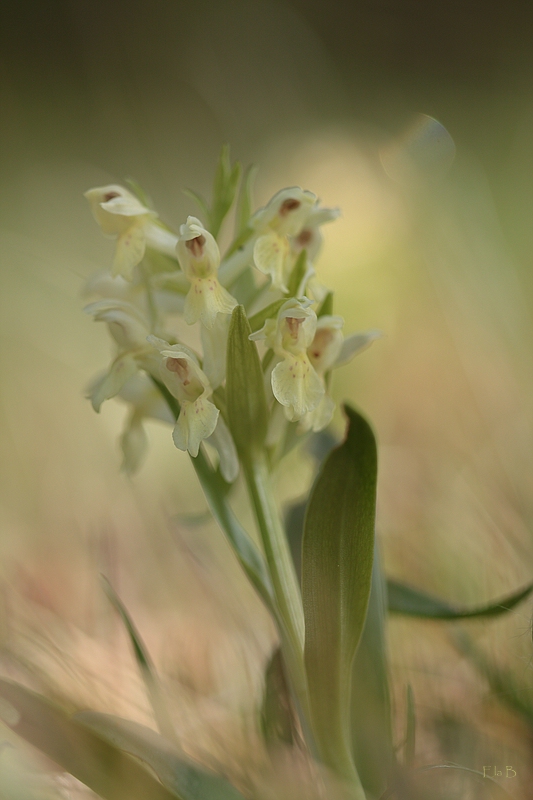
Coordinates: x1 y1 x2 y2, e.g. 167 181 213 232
226 305 269 457
404 685 416 767
454 631 533 727
76 712 245 800
100 576 175 742
387 579 533 619
302 404 377 786
350 545 393 797
286 250 307 297
261 646 295 748
0 680 178 800
235 163 258 236
248 298 286 332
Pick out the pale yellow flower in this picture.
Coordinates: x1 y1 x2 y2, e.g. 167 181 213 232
176 217 237 329
252 188 316 291
85 184 178 280
300 316 381 432
250 299 324 421
148 336 238 481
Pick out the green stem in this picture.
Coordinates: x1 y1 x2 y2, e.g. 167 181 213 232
243 455 304 648
242 454 311 726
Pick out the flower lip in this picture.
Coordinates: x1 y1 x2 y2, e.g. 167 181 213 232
103 191 121 202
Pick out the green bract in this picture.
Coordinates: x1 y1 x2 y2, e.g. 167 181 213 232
226 305 269 457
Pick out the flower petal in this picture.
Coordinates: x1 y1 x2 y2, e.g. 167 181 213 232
252 187 317 236
100 194 151 217
336 330 382 367
112 223 146 280
118 372 174 424
172 397 219 457
299 393 336 433
271 354 324 420
89 354 139 412
176 217 220 280
206 415 239 483
201 314 230 388
85 299 149 350
184 278 237 329
253 231 290 291
84 185 151 235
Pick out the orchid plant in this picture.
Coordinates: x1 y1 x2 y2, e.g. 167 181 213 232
2 147 532 800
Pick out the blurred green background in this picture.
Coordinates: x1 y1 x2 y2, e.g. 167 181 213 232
2 0 533 795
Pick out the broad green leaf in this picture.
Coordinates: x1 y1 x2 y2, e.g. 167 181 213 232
286 250 307 297
0 680 177 800
100 576 175 742
302 404 377 785
260 646 295 747
75 712 245 800
226 305 268 457
151 378 274 615
235 164 258 236
387 579 533 619
350 546 393 797
248 298 286 333
317 291 333 317
404 685 416 767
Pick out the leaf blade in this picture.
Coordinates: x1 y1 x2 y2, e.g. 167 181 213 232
76 712 245 800
100 576 176 742
350 546 394 796
0 680 178 800
302 404 377 784
387 579 533 619
226 305 269 457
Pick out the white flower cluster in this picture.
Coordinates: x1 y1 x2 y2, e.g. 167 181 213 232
84 169 378 477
